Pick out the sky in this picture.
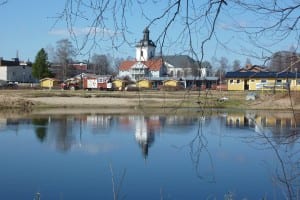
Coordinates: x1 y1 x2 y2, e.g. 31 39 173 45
0 0 298 67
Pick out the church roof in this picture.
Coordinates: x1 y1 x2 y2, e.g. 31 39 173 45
143 58 163 71
160 55 196 68
119 59 163 71
135 27 156 47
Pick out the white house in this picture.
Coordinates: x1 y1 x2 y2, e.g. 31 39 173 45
0 58 35 83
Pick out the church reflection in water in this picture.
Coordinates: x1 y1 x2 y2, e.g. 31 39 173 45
134 116 155 159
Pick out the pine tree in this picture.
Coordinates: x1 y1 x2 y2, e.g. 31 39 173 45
32 48 52 80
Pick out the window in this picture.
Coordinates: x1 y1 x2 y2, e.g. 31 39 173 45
276 79 282 83
230 80 233 84
261 79 266 83
140 50 143 57
237 79 240 84
251 79 255 82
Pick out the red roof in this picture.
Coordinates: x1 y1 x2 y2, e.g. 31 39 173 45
143 59 163 71
119 59 163 71
119 60 136 71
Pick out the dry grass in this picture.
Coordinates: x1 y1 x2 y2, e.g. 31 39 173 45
0 89 299 110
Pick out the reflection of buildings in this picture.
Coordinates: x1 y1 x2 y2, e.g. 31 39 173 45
1 114 199 155
135 116 155 159
86 115 112 129
226 111 300 143
226 111 299 129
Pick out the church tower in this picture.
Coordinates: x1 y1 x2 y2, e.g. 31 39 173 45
135 27 156 61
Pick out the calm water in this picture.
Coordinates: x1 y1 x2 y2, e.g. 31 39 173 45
0 110 300 200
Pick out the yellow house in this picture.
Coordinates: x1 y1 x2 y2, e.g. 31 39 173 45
136 79 152 89
163 79 179 87
40 78 59 89
112 79 126 90
225 71 300 91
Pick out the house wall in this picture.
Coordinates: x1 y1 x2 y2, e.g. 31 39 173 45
40 79 53 88
0 67 7 81
5 65 34 83
150 70 160 78
227 78 245 90
137 80 152 88
164 80 178 87
289 79 300 91
227 77 300 91
119 70 131 79
113 80 125 90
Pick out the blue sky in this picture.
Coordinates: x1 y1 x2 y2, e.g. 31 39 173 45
0 0 65 61
0 0 298 67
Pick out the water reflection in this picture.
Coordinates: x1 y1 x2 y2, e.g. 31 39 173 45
32 118 48 142
0 110 300 199
226 111 300 199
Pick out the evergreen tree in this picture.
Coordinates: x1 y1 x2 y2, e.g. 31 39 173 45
32 48 52 79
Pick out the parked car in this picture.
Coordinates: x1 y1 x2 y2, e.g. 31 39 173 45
0 82 18 89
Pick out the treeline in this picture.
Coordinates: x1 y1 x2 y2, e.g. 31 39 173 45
31 38 300 81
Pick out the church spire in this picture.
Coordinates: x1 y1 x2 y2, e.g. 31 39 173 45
143 27 149 41
136 27 156 61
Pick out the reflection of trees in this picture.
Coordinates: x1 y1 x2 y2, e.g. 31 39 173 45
32 118 49 142
254 129 300 199
171 113 216 183
52 117 75 152
189 117 215 183
228 112 300 199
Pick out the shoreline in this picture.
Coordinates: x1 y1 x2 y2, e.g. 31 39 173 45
0 89 300 112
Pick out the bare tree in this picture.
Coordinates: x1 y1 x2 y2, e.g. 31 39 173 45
55 1 300 66
232 59 241 71
245 58 252 67
215 57 228 81
90 53 112 75
269 51 300 72
54 39 76 80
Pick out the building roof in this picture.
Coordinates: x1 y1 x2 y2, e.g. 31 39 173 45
135 27 156 48
40 78 59 82
161 55 196 68
119 59 163 71
0 58 20 66
236 64 268 72
119 60 137 71
225 71 300 79
143 59 163 71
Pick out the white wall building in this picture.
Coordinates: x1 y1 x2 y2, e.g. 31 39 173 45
0 58 35 83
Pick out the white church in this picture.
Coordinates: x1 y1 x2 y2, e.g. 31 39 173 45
118 27 218 89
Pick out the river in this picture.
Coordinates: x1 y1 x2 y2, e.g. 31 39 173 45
0 109 299 199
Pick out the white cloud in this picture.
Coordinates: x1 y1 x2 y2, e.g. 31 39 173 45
49 27 117 37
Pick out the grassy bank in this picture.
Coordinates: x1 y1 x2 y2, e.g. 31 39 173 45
0 89 299 111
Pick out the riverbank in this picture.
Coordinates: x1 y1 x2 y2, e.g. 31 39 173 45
0 89 299 112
